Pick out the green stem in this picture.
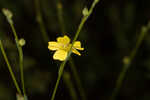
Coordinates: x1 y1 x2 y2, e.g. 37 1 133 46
56 1 87 100
110 24 150 100
51 0 99 100
9 23 26 96
110 64 128 100
51 61 66 100
0 40 22 94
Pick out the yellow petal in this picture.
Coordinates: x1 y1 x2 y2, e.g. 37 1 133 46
57 35 70 44
48 42 59 51
73 41 84 50
72 48 81 56
53 50 68 61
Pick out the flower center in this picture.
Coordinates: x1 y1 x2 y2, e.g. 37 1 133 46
59 43 70 51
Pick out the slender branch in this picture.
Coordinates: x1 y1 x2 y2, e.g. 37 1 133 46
9 23 26 96
50 0 99 100
0 40 22 94
56 1 87 100
2 8 26 96
9 22 26 96
51 61 66 100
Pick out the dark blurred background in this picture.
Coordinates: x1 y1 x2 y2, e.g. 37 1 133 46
0 0 150 100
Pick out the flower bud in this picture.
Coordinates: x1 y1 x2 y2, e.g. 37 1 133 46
82 7 89 16
19 38 26 47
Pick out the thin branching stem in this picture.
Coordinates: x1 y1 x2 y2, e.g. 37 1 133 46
9 22 26 96
2 8 27 98
56 1 86 100
51 61 66 100
0 40 22 94
50 0 99 100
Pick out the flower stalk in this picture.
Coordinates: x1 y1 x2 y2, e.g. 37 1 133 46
55 1 87 99
50 0 99 100
2 8 26 96
0 40 22 94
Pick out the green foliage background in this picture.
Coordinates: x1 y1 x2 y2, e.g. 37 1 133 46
0 0 150 100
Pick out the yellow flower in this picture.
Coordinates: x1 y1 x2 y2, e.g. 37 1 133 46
48 35 84 61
